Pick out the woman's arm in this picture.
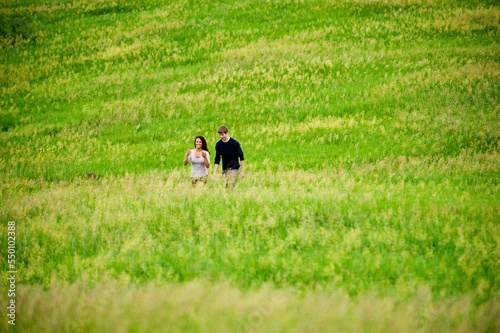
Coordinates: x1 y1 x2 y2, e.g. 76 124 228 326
183 150 190 166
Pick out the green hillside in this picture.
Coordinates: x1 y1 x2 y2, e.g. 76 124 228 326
1 0 499 331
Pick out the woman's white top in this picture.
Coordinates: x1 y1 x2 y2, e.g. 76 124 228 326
188 150 210 177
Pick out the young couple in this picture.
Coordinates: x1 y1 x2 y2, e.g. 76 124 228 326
183 125 245 189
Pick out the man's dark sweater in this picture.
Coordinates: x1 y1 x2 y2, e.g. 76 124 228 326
214 138 245 170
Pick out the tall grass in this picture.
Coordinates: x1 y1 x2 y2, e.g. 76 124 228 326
1 168 498 294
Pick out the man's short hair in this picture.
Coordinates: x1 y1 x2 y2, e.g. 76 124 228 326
218 125 229 134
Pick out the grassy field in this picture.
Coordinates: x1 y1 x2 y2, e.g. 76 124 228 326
0 0 499 331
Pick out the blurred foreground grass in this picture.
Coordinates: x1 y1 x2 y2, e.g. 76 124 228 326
1 281 498 332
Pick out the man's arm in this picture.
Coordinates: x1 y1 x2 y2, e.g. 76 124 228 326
213 164 219 175
240 160 245 178
237 141 245 178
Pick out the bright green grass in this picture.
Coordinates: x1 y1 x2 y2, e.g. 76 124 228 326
0 0 499 331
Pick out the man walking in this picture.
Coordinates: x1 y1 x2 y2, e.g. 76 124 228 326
213 125 245 188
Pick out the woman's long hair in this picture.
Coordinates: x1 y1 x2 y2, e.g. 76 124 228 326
194 136 209 154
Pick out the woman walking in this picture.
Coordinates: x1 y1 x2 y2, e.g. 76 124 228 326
183 136 210 188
